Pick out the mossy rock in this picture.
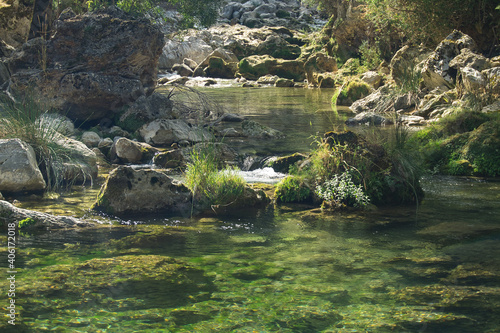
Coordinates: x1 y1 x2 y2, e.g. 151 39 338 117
337 79 371 106
238 55 305 81
268 153 307 173
17 255 215 313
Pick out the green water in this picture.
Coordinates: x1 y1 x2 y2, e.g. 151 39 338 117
2 88 500 332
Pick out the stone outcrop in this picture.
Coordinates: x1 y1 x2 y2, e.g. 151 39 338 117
7 7 165 122
92 166 192 216
0 139 46 192
0 0 32 49
420 30 477 91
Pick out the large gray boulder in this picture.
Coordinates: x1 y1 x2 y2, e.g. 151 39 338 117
111 137 158 164
53 135 98 184
420 30 477 91
0 139 46 192
7 7 165 122
139 119 213 146
92 166 192 216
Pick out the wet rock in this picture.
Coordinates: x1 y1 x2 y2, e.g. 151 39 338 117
7 7 165 122
0 200 93 229
350 88 390 114
398 115 426 126
219 113 245 122
275 77 294 87
241 119 284 138
153 149 185 169
204 56 237 79
0 139 46 192
267 153 307 173
139 119 213 147
92 166 192 216
418 221 500 239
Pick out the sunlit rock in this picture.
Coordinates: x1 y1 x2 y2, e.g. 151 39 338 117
0 139 46 192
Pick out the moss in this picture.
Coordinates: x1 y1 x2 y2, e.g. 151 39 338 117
275 176 312 203
18 217 38 229
337 79 371 106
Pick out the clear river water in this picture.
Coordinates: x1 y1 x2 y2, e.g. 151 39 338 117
2 87 500 332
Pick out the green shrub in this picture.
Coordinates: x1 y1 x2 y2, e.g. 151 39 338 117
274 176 312 203
316 171 370 208
359 40 382 71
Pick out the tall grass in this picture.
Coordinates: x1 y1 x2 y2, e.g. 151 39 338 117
0 94 89 191
184 144 246 211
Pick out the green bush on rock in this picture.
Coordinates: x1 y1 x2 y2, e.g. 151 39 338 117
275 176 312 203
337 79 371 106
316 171 370 209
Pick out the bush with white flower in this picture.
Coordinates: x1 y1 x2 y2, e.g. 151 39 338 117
315 171 370 208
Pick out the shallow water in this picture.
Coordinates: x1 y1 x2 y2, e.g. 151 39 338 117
2 88 500 332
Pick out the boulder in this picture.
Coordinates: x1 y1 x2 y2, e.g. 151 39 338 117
111 137 158 164
420 30 477 91
256 74 279 84
238 55 304 81
139 119 213 146
361 71 383 89
153 149 186 169
7 7 165 122
53 135 98 184
92 166 192 216
81 131 101 148
0 139 46 192
204 57 237 79
275 78 294 87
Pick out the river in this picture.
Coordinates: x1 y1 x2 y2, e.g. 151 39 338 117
2 87 500 332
